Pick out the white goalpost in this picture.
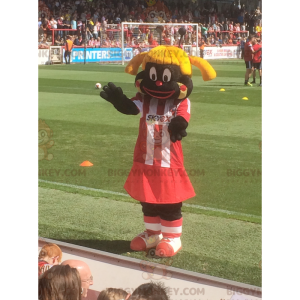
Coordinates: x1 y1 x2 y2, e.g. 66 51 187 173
120 22 199 65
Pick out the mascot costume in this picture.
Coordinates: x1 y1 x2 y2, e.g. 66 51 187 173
100 30 216 257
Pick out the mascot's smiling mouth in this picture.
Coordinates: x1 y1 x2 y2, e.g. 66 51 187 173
143 87 175 99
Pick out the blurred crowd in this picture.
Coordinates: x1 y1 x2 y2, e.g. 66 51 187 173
38 0 262 49
38 243 169 300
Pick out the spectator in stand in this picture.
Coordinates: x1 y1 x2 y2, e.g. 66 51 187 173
224 20 229 32
219 21 224 39
65 11 71 24
38 24 44 40
210 35 216 45
248 10 256 34
254 7 262 25
232 32 238 44
88 19 94 32
115 14 121 24
208 23 214 38
86 27 93 41
81 10 87 22
38 37 50 49
240 36 246 59
71 16 77 31
102 17 108 36
38 17 42 28
129 282 169 300
115 39 121 48
223 34 228 45
73 35 81 46
95 37 101 47
49 16 58 39
73 11 78 22
93 22 99 39
88 37 95 47
212 21 217 35
162 32 170 45
241 22 246 37
194 6 201 22
206 36 211 45
255 22 262 38
97 288 130 300
151 37 159 47
218 36 223 45
104 38 111 47
63 16 72 37
55 37 65 46
57 16 64 39
38 243 63 276
77 19 83 36
237 11 244 24
39 265 82 300
209 12 215 24
61 259 93 299
199 37 206 58
229 21 233 31
214 21 220 38
93 10 99 25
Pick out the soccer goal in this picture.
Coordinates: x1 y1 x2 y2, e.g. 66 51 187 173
120 22 199 65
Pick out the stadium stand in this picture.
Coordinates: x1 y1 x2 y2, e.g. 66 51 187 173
38 0 262 48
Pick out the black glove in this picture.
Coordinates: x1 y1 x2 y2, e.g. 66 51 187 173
100 82 139 115
168 116 188 143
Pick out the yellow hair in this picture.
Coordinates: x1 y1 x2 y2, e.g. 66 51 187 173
125 45 216 81
189 56 216 81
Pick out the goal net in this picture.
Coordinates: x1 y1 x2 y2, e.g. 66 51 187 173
119 22 199 65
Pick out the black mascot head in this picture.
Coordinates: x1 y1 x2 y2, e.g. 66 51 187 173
125 45 216 101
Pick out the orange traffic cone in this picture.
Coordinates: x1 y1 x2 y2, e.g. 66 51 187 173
80 161 93 167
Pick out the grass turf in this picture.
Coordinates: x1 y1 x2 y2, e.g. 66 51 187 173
39 187 261 286
38 59 261 285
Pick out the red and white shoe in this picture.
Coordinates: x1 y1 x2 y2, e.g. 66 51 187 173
130 232 163 251
155 237 182 257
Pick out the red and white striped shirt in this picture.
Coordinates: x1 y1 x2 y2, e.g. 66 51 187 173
131 93 191 169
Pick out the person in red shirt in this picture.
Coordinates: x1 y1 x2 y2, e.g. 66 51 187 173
251 38 262 86
151 37 159 47
38 243 62 277
243 35 256 86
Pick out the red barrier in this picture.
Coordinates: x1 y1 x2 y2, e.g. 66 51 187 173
50 28 77 46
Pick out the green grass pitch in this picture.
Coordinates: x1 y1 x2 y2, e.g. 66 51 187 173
38 59 261 286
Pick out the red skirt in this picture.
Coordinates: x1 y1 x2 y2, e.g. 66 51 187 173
124 162 196 204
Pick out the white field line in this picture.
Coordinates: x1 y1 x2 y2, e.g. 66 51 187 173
39 86 93 90
39 179 261 220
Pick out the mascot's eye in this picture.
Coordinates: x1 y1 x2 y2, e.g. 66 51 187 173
149 67 157 81
162 68 171 82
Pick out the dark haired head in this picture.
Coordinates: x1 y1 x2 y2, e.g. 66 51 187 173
38 265 82 300
97 288 128 300
129 282 169 300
